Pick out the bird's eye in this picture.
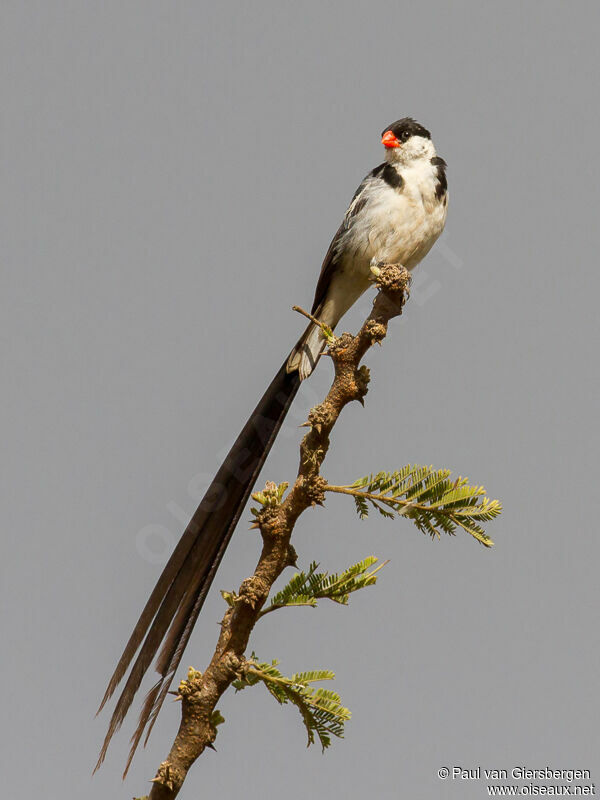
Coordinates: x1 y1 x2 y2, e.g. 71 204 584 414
402 131 410 141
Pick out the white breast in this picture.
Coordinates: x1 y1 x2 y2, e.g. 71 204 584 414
343 160 447 273
377 160 447 269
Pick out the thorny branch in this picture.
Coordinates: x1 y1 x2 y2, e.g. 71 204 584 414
145 264 411 800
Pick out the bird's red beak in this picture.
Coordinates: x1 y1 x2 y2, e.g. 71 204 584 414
381 130 401 149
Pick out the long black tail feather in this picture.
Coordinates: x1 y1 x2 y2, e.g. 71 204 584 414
95 360 301 772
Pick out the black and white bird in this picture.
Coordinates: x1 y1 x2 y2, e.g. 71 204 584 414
288 117 448 379
97 117 448 770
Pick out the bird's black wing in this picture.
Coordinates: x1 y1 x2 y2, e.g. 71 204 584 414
310 169 377 314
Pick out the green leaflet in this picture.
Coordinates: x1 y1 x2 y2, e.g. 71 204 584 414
353 494 369 519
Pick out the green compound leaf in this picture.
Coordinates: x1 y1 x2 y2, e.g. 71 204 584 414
233 658 350 751
260 557 386 617
337 465 501 547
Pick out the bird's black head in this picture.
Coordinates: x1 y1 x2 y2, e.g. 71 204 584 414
380 118 435 164
382 118 431 144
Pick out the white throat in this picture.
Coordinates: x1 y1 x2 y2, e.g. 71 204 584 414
385 135 436 167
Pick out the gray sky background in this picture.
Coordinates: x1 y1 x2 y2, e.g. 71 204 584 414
2 2 599 798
